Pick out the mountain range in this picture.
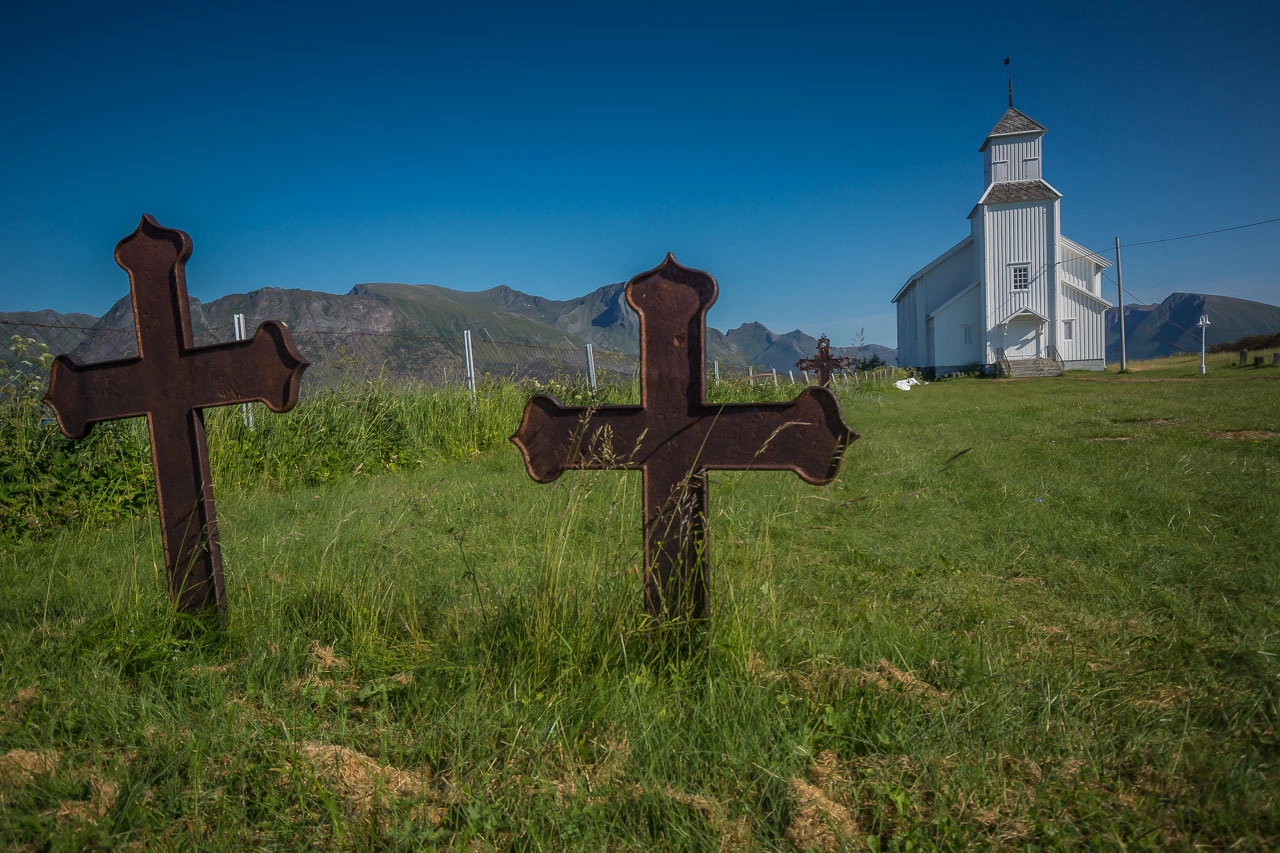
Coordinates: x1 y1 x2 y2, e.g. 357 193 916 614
2 281 896 374
6 284 1278 374
1105 292 1280 362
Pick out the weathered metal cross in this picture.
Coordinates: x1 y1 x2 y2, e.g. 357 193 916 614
511 255 856 623
43 216 309 614
796 335 852 387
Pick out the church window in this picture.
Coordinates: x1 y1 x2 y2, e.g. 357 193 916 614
1063 319 1075 341
1012 265 1029 289
1023 157 1041 179
963 325 974 346
993 160 1009 182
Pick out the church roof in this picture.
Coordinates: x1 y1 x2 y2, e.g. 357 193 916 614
977 179 1062 205
979 107 1046 151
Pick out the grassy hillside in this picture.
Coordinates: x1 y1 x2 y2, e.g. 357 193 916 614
358 283 587 346
1 357 1277 849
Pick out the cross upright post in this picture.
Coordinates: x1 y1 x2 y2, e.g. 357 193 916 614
796 335 853 388
511 255 856 625
43 216 309 615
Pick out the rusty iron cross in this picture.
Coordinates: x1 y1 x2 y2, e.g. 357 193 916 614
796 335 852 388
43 216 308 615
512 255 857 623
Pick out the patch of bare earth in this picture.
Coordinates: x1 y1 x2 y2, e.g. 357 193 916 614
45 777 118 824
1206 430 1277 441
1 749 121 826
1 687 40 724
286 742 444 826
652 787 753 852
0 749 57 787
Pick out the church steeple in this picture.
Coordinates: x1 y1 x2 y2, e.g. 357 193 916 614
979 107 1048 188
979 108 1046 152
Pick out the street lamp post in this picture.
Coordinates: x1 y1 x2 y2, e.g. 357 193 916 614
1196 314 1211 375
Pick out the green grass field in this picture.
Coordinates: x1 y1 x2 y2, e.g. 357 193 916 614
2 352 1278 850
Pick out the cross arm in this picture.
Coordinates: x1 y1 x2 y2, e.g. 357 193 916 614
42 321 308 439
43 354 149 439
510 395 647 483
697 387 857 484
182 321 309 412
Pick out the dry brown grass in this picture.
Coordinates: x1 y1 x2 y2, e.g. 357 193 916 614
45 777 118 824
1 687 39 724
786 779 857 852
1 749 120 827
309 641 348 670
0 749 56 787
856 659 950 702
285 742 444 826
746 652 950 705
1133 684 1193 709
1206 430 1278 441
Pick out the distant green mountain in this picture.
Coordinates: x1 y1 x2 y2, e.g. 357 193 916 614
7 280 898 379
1106 293 1280 361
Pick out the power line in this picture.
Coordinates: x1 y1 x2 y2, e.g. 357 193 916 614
1120 216 1280 248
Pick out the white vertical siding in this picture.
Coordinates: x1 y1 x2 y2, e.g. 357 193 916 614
1058 285 1108 363
1059 257 1094 294
893 241 975 368
896 291 921 366
983 202 1052 335
1058 240 1109 298
984 135 1043 183
930 286 982 367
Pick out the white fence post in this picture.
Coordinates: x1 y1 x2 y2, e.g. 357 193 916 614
233 313 255 430
463 330 476 399
585 343 597 392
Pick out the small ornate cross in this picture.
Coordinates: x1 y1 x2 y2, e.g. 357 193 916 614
796 335 852 387
43 216 308 615
511 255 856 624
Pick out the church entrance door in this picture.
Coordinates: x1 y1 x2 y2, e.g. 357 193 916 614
1004 316 1043 359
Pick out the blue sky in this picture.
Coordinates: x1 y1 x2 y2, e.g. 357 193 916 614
2 1 1277 347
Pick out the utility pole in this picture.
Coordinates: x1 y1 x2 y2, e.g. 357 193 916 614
1114 237 1127 372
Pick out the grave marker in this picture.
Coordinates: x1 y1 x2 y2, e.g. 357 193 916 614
796 335 853 388
511 255 855 624
43 216 308 614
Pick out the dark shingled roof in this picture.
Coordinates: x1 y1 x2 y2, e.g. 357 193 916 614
979 107 1046 150
981 180 1060 205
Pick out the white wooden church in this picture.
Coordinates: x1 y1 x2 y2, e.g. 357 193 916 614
892 104 1112 375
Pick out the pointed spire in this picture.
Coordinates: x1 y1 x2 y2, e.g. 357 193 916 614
979 106 1046 151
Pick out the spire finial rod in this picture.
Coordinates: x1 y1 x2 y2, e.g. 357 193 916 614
1005 56 1014 107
